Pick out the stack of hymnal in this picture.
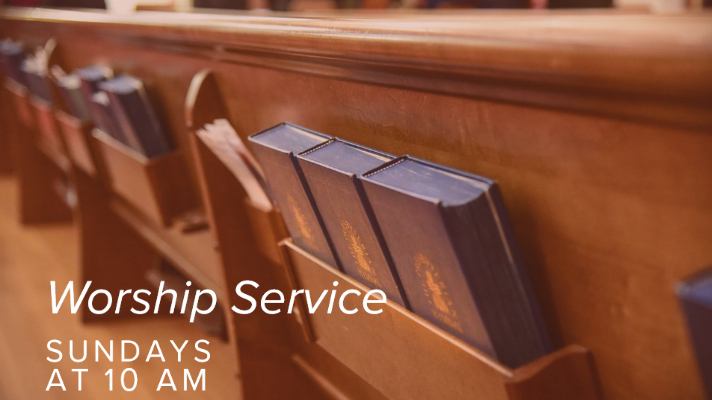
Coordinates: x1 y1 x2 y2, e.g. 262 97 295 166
93 75 171 158
678 268 712 398
0 39 27 86
50 66 92 123
249 122 551 368
196 119 271 211
19 45 54 103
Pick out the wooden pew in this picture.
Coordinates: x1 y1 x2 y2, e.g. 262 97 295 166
1 8 710 400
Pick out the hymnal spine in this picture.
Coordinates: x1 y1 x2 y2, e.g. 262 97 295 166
248 123 340 268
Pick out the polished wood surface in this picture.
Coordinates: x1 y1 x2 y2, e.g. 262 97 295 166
93 129 198 227
0 176 237 400
1 8 711 400
3 82 73 225
2 9 711 130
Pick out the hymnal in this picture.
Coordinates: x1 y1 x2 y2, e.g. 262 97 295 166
20 49 53 104
361 156 550 367
248 123 340 268
98 75 171 158
678 268 712 398
297 139 408 307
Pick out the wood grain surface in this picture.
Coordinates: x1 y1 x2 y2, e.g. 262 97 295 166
1 8 710 400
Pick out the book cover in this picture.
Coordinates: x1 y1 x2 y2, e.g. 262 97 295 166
76 65 113 107
248 123 340 268
297 139 408 307
361 156 550 367
98 75 171 158
91 91 129 145
678 268 712 398
0 39 27 87
56 72 92 122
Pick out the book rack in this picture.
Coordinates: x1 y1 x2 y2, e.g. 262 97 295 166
5 79 33 131
187 69 355 400
92 128 198 227
279 239 600 400
56 111 104 179
185 68 603 400
185 69 289 264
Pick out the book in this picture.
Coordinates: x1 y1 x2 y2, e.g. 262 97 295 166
0 39 27 87
248 123 340 268
360 156 550 368
297 139 408 307
76 65 113 131
19 49 53 104
50 66 92 122
677 268 712 398
196 119 271 210
98 75 171 158
91 91 129 145
76 65 113 105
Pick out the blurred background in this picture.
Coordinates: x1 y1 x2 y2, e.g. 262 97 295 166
2 0 710 17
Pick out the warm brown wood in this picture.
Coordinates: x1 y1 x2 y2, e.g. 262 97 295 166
92 129 199 227
186 70 395 400
0 76 14 174
505 345 601 400
110 198 226 302
4 83 73 224
244 199 288 266
56 111 103 178
186 70 328 400
71 166 161 322
2 9 711 130
31 96 67 156
2 8 711 400
6 78 34 131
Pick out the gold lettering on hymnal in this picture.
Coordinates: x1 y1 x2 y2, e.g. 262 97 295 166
287 194 314 247
414 253 463 333
341 220 380 286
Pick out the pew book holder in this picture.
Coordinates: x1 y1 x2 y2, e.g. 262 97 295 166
92 128 198 227
278 239 602 400
56 111 104 178
29 95 68 157
245 198 288 265
185 68 288 264
5 83 72 174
